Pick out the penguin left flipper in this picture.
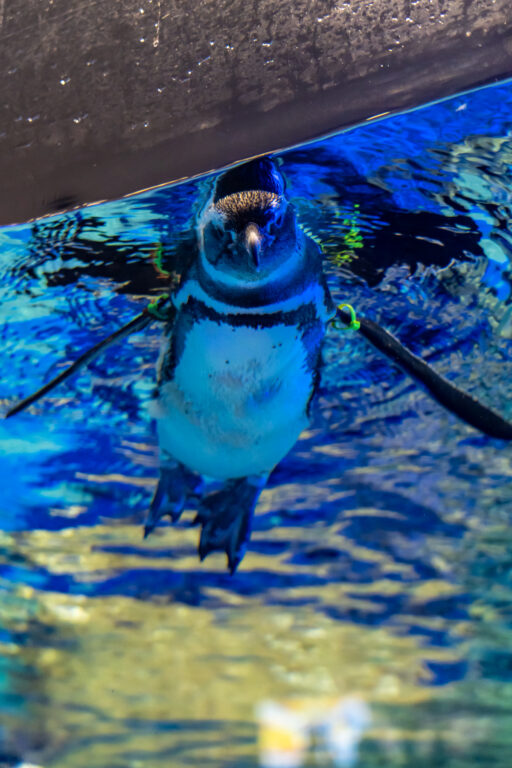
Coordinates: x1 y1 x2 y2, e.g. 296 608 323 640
336 307 512 441
197 476 267 573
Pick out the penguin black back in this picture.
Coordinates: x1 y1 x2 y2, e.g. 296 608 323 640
213 157 285 202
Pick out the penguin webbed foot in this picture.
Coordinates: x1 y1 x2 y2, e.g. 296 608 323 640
143 463 202 539
197 477 264 574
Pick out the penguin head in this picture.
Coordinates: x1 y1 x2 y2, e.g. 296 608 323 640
198 158 300 284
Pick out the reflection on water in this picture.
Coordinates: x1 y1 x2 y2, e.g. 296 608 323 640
257 696 370 767
1 80 512 765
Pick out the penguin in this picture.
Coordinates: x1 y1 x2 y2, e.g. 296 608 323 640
145 157 335 572
9 159 512 574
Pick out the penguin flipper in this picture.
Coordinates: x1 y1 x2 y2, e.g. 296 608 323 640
336 307 512 441
143 462 202 538
5 295 176 419
197 476 266 573
5 310 154 418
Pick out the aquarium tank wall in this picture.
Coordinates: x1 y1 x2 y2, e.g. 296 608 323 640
0 0 510 223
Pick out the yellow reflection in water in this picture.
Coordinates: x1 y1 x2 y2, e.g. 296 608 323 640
0 521 468 768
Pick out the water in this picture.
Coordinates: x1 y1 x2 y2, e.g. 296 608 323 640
1 80 512 767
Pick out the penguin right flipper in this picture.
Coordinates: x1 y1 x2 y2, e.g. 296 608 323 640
196 476 267 573
5 309 155 418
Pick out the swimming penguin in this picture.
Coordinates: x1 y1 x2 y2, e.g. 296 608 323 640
144 157 335 571
6 157 512 574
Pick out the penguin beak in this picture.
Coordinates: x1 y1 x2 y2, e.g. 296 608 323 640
244 223 262 268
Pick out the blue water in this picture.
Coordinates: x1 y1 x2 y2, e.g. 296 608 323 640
1 81 512 767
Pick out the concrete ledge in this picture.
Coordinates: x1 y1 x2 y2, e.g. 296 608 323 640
0 0 511 224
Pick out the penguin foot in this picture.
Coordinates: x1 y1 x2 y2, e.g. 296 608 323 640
196 476 265 573
143 463 202 538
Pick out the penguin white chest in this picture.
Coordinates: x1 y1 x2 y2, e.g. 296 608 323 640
156 318 313 479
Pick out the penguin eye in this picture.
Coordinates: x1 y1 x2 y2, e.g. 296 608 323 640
206 222 226 243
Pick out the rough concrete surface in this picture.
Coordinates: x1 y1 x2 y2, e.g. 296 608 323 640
0 0 511 223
